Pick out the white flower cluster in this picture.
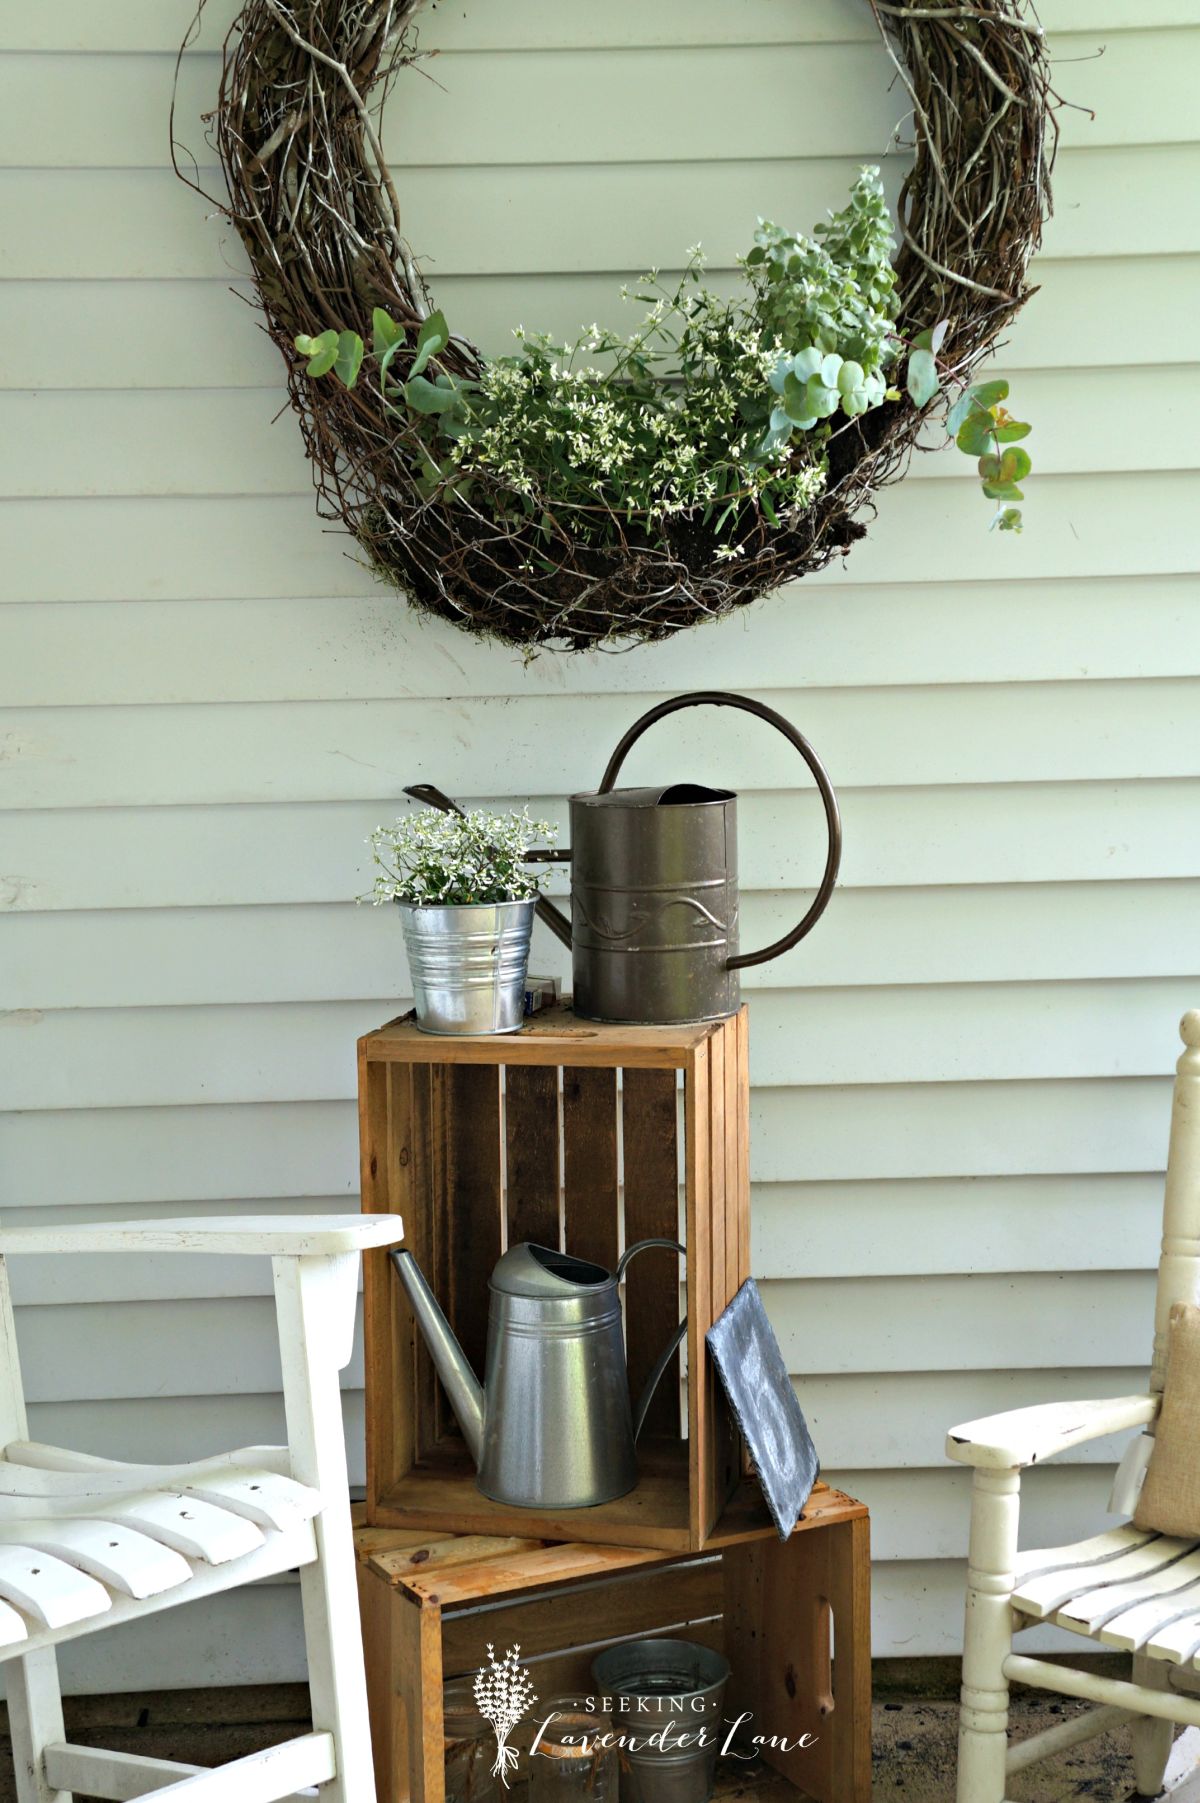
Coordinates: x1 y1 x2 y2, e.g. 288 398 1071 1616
366 807 556 907
474 1643 538 1786
450 274 829 543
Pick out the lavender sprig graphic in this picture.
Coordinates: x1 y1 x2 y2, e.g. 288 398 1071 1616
473 1643 538 1786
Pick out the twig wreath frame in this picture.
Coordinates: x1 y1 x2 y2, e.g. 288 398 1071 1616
175 0 1058 651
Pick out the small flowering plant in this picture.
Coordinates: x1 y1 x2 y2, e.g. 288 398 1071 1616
367 806 555 908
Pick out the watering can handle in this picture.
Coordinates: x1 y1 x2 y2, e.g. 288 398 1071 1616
617 1237 688 1442
597 690 842 971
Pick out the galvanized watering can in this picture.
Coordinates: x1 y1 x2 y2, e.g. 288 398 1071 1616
391 1238 685 1510
407 689 842 1025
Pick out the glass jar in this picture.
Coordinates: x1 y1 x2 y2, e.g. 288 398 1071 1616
528 1697 616 1803
443 1679 498 1803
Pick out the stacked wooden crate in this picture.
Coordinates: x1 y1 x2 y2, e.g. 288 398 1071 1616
356 1004 871 1803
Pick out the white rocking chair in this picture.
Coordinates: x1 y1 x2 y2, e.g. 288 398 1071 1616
949 1010 1200 1801
0 1214 405 1803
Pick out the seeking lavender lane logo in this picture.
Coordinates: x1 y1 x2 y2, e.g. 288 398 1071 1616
471 1644 821 1783
532 1693 821 1762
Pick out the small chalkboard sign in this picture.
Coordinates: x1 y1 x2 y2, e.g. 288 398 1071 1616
706 1278 819 1541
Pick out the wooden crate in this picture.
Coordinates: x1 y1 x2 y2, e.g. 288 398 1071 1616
359 1004 750 1550
355 1484 870 1803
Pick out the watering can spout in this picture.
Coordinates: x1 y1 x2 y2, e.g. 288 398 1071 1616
389 1248 484 1466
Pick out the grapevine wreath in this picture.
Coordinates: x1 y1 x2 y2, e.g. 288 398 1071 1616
176 1 1058 651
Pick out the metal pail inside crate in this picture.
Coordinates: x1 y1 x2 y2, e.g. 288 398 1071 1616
591 1639 731 1803
396 897 535 1035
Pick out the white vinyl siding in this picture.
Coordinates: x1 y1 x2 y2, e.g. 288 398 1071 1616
1 0 1197 1689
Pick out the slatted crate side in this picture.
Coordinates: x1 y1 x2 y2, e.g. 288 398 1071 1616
362 1007 751 1546
562 1065 620 1271
686 1038 714 1543
361 1049 416 1514
439 1557 725 1675
360 1493 871 1803
504 1063 561 1246
710 1014 746 1517
622 1063 685 1440
438 1063 503 1440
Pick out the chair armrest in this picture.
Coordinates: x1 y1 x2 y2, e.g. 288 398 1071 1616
946 1393 1159 1470
0 1214 406 1258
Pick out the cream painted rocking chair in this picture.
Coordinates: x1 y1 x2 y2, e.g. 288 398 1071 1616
949 1011 1200 1801
0 1213 405 1803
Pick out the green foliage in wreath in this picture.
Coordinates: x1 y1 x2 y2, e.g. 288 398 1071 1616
297 169 1031 555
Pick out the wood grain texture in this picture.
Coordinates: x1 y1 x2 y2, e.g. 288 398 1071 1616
356 1492 870 1803
439 1065 502 1393
503 1065 560 1248
622 1066 684 1442
561 1066 620 1272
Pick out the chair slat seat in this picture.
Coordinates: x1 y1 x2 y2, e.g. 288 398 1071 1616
0 1443 326 1644
1013 1529 1193 1618
0 1547 111 1630
1100 1581 1200 1653
1147 1611 1200 1663
0 1220 398 1803
1013 1528 1200 1665
0 1519 192 1599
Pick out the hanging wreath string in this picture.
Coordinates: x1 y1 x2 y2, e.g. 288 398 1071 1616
175 0 1057 650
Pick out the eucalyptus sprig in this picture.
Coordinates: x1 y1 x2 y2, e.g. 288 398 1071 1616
905 319 1032 531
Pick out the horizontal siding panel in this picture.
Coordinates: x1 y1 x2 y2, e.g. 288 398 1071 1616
7 0 1189 52
8 45 907 168
53 1582 304 1696
767 1271 1157 1374
10 33 1191 169
9 1271 1151 1398
4 579 1200 706
0 1172 1164 1284
839 1465 1122 1564
0 1076 1177 1200
4 475 1194 607
4 1197 360 1305
8 883 1200 1007
4 579 1199 704
16 1296 361 1402
5 367 1195 497
795 1368 1149 1471
8 258 1197 390
3 680 1197 810
1 980 1193 1109
28 1392 365 1483
754 1174 1164 1279
4 784 1196 914
3 148 1192 281
0 1102 361 1209
753 1076 1174 1182
1 1166 1163 1302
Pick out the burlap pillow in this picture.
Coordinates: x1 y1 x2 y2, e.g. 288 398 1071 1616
1135 1302 1200 1537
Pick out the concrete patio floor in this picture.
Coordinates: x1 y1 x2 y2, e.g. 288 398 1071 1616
0 1680 1196 1802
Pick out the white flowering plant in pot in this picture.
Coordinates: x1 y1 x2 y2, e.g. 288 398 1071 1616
366 807 557 1036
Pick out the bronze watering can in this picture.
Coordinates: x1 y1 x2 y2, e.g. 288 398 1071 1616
407 690 841 1025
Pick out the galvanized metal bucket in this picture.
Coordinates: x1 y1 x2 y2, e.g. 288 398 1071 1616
396 897 535 1035
591 1639 731 1803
